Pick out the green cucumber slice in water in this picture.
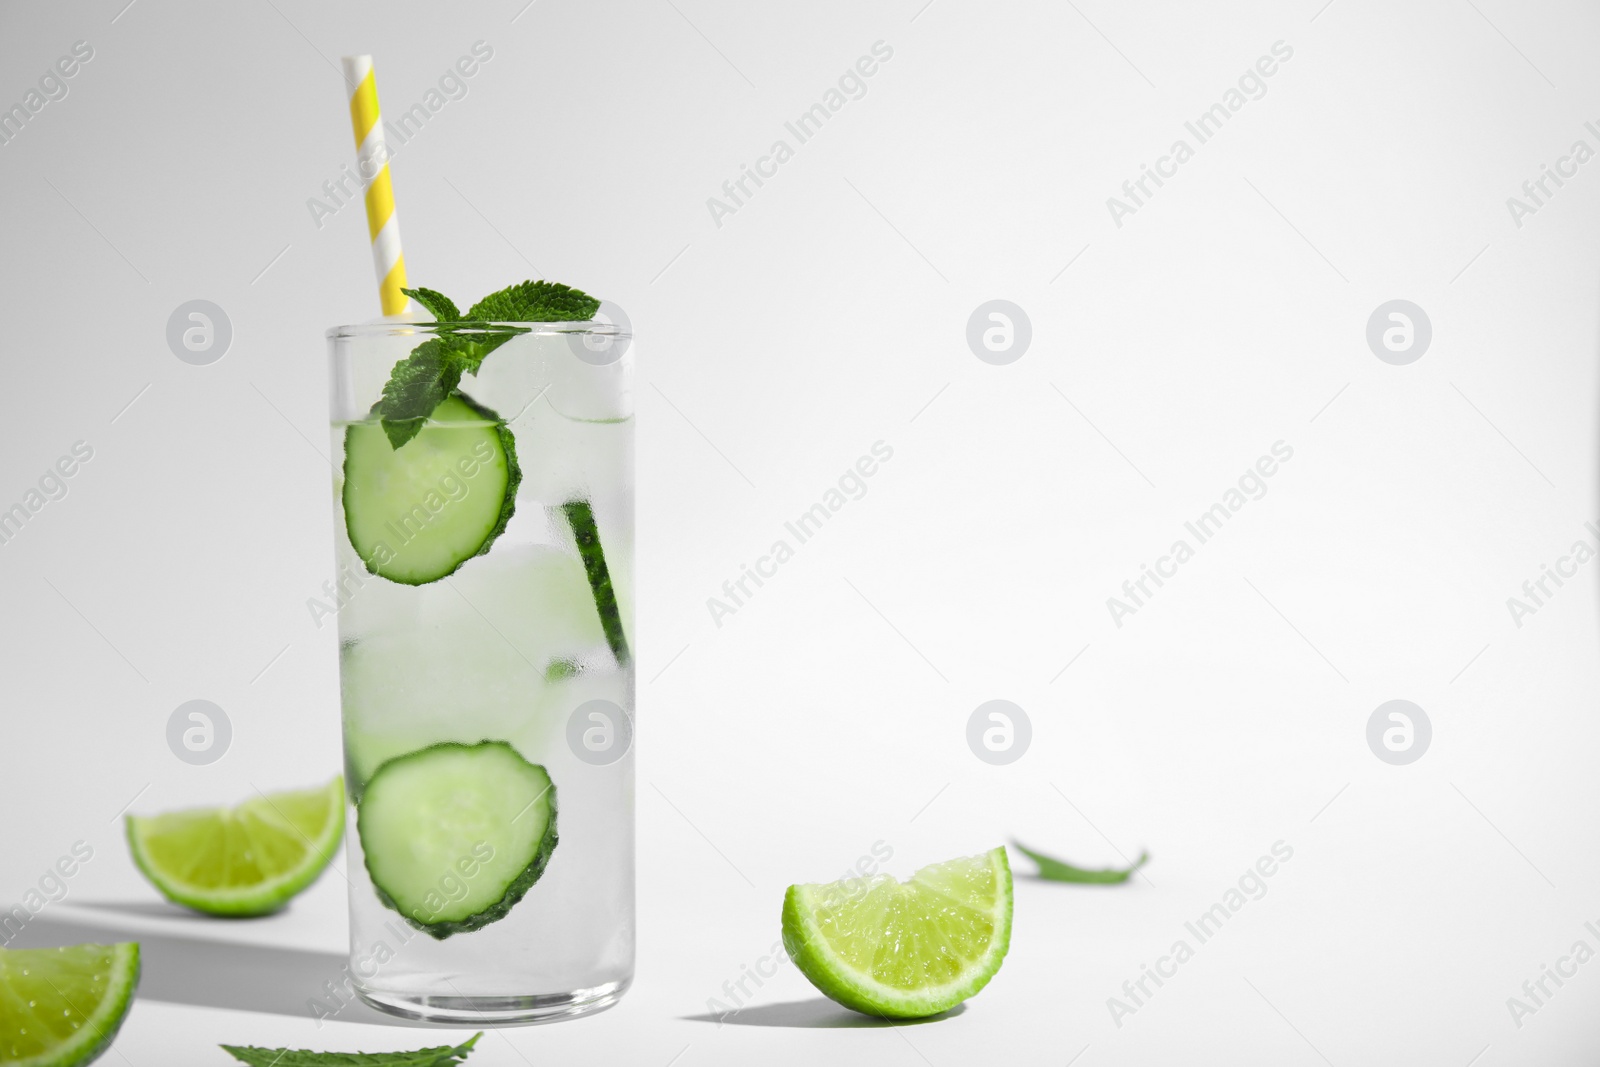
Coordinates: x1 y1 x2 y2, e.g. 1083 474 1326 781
342 393 520 585
357 740 557 939
561 499 630 667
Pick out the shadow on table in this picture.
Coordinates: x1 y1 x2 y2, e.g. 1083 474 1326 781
681 997 964 1028
72 899 251 921
10 909 429 1027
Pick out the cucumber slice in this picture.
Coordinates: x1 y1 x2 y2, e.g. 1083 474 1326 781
560 499 630 666
342 393 520 586
357 741 557 939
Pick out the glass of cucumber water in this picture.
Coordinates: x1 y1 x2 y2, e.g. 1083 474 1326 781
326 307 634 1024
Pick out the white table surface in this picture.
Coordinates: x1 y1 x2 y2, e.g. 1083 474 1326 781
4 0 1600 1062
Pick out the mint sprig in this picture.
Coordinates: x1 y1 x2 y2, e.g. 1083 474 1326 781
1010 841 1148 884
378 280 600 448
376 331 519 447
220 1032 481 1067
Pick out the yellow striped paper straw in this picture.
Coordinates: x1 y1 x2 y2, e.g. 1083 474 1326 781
341 55 408 315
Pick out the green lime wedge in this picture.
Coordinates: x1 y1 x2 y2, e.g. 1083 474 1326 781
126 777 344 916
0 942 139 1067
781 846 1013 1019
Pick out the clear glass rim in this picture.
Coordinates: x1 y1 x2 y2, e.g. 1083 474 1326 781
326 320 630 341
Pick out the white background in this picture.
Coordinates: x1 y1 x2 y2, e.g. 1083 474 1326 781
2 0 1599 1063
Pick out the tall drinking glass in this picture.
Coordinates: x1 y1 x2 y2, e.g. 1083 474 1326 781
325 319 634 1024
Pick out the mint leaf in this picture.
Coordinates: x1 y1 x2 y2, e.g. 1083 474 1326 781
375 278 600 448
466 280 600 322
401 287 462 322
377 330 521 448
220 1032 480 1067
1010 841 1148 884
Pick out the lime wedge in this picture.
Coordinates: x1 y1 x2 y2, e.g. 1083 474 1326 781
781 846 1013 1019
0 942 139 1067
126 777 344 916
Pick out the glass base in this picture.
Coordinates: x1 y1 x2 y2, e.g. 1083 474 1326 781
356 978 630 1026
